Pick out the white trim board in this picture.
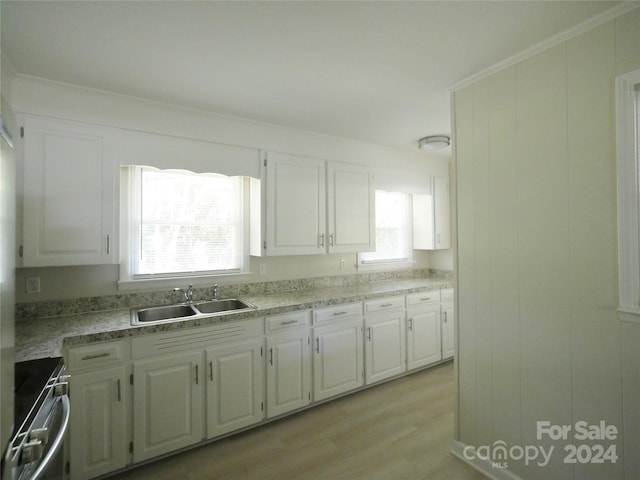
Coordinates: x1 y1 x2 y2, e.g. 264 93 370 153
451 441 525 480
449 2 640 92
616 69 640 314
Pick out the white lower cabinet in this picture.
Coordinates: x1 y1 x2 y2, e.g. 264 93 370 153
206 339 264 438
66 341 129 480
69 366 128 480
265 311 312 418
312 303 364 402
132 351 204 463
441 288 455 360
364 297 406 385
406 292 443 370
66 289 453 479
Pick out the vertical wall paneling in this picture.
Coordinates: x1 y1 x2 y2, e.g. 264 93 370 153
453 7 640 480
471 79 493 447
616 8 640 480
621 320 640 479
516 44 573 479
487 65 523 477
453 85 478 446
566 21 623 480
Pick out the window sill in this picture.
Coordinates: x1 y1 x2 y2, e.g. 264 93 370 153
618 307 640 324
118 271 254 291
357 260 415 272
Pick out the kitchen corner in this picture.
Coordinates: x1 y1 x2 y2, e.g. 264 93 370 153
15 269 453 363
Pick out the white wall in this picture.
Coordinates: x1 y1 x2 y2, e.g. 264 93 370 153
452 8 640 480
7 75 451 302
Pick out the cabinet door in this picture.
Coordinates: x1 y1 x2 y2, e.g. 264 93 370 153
441 302 455 360
407 304 442 370
365 312 407 384
21 115 119 266
327 162 375 254
313 318 364 401
266 330 311 418
133 352 203 462
206 339 264 438
433 176 451 249
69 367 127 480
264 151 326 256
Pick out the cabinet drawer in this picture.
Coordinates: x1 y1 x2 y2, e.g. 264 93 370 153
364 297 404 314
67 340 128 372
406 290 441 306
265 310 311 334
440 288 454 301
313 302 363 324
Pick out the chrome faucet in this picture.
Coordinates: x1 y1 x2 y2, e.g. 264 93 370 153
212 284 219 301
173 285 194 303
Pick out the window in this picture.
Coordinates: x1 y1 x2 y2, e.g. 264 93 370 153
358 190 413 267
616 69 640 318
120 166 247 284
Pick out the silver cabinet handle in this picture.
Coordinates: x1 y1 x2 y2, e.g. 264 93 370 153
443 311 448 323
408 318 413 331
315 337 320 354
329 233 335 246
116 379 121 402
81 352 110 361
380 303 393 308
281 320 298 325
106 234 110 255
319 234 325 247
333 311 348 317
269 348 274 365
209 362 213 381
367 326 372 341
195 364 199 385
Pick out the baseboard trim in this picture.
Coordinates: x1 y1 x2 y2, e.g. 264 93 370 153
451 440 524 480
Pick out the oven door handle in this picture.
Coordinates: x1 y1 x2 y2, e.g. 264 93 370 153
29 395 70 480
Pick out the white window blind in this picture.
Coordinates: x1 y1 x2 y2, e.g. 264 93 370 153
127 166 244 278
359 190 412 265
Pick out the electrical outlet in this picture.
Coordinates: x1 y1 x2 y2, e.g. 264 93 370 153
25 276 41 294
340 259 346 270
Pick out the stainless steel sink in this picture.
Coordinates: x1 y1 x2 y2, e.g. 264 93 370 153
131 298 257 325
135 304 198 323
193 299 255 314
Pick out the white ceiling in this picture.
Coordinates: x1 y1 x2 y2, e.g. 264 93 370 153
0 1 623 152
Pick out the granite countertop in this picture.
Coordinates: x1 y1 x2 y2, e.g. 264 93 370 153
15 278 453 362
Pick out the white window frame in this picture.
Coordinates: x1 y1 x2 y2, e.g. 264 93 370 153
118 166 251 290
616 68 640 319
358 190 414 270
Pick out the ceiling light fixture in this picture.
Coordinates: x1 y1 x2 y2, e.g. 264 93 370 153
418 135 450 151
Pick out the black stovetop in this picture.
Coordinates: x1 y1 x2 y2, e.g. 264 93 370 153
14 357 64 434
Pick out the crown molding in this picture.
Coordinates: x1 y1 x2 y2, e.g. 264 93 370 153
449 2 640 92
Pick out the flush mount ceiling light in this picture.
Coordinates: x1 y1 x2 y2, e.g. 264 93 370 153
418 135 450 151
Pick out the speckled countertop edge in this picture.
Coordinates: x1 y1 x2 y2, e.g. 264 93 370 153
15 278 453 362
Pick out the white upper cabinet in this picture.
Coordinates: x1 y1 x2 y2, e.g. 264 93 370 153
21 115 120 266
259 151 326 256
326 161 375 254
251 151 374 256
413 176 451 250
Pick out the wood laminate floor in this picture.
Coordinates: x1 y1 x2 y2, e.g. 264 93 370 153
108 361 486 480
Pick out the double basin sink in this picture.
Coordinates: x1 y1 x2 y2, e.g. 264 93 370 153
131 299 257 326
